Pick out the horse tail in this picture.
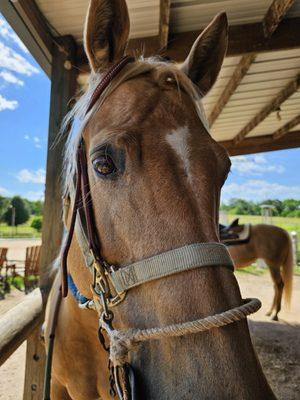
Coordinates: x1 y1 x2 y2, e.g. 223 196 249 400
282 233 294 307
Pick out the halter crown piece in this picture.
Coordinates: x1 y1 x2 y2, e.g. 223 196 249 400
54 56 262 400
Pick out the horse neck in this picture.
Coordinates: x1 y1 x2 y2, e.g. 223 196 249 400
113 262 276 399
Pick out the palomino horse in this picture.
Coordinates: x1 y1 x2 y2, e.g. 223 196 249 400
45 1 276 399
226 223 294 321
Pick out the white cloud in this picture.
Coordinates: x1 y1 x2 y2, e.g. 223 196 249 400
0 186 10 196
0 16 28 53
0 70 24 86
222 179 300 203
23 135 43 148
0 42 39 76
0 94 18 111
33 136 42 149
25 190 44 201
16 169 46 184
231 154 285 176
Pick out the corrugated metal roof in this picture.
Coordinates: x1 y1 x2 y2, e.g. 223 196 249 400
206 48 300 141
35 0 300 146
36 0 160 41
36 0 300 41
170 0 273 33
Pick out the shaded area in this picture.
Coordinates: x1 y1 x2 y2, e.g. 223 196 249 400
249 320 300 400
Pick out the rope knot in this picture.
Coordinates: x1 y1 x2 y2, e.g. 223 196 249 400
109 330 140 366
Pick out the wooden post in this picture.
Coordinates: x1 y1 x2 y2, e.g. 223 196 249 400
40 35 77 295
23 327 47 400
23 35 77 400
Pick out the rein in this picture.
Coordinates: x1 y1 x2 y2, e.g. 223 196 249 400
44 56 261 400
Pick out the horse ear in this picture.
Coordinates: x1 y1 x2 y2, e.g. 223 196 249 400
181 12 228 96
84 0 130 73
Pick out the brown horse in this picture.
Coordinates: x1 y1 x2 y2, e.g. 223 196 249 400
45 1 276 399
227 223 294 321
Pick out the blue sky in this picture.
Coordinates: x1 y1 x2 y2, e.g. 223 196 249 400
0 14 299 203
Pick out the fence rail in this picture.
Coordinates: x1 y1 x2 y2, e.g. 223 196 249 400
0 288 43 366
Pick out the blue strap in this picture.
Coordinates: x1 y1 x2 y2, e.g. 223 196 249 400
67 274 91 306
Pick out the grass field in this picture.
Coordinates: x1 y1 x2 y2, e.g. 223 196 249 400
0 213 299 239
0 216 41 238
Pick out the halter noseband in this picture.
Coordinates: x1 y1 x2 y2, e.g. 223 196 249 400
54 56 261 400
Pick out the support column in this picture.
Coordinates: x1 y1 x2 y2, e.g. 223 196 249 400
23 35 77 400
40 35 77 295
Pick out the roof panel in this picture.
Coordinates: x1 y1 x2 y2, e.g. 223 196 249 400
31 0 300 147
170 0 273 33
36 0 160 41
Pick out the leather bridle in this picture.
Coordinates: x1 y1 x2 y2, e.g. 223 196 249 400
44 56 261 400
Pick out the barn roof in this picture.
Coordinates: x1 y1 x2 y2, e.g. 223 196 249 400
1 0 300 155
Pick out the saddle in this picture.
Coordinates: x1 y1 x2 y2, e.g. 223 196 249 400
219 218 251 246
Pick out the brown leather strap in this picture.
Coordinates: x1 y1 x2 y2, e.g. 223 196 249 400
79 143 102 260
61 56 135 297
86 56 134 115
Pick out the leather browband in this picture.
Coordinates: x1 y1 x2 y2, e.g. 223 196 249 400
85 56 135 115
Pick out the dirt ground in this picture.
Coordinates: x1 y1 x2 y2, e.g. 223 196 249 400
0 238 299 399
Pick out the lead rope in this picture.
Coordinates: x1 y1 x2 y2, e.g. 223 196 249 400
100 298 261 368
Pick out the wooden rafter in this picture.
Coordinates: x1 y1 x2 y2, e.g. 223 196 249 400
208 54 256 126
233 75 300 144
76 17 300 70
208 0 295 127
273 114 300 140
263 0 296 37
12 0 54 57
159 0 171 49
221 130 300 156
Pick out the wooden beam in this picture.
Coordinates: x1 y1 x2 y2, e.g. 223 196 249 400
208 0 295 127
234 75 300 144
0 0 52 76
0 289 43 366
39 35 77 298
273 114 300 139
11 0 53 60
220 130 300 156
159 0 171 49
208 54 256 126
166 17 300 60
263 0 296 37
78 17 300 68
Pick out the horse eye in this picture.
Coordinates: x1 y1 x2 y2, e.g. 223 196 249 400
92 155 116 177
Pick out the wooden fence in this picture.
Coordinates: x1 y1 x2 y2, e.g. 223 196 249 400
0 288 44 398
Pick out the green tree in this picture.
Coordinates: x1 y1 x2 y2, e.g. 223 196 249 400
3 196 30 226
281 199 300 216
31 216 43 232
0 196 10 221
31 200 43 216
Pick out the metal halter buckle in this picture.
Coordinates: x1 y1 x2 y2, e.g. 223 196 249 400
91 259 126 312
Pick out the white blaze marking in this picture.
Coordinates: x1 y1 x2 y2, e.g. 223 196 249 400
166 125 191 181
